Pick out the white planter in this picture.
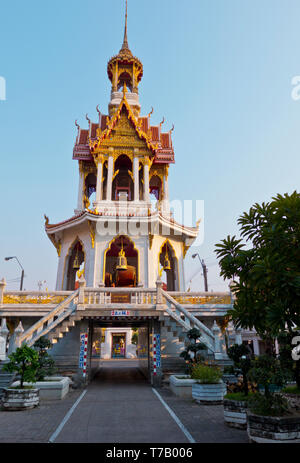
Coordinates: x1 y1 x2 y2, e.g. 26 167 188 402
192 381 227 404
12 376 70 400
169 375 196 399
223 399 248 429
2 388 39 410
247 412 300 443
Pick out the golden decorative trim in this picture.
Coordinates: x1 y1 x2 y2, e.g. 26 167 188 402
183 243 190 259
88 220 96 249
49 234 62 257
149 234 154 250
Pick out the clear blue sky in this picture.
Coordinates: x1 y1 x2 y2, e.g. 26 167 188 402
1 0 300 291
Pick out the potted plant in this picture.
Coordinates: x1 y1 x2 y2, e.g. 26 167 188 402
11 337 70 400
191 362 226 404
223 343 253 429
179 328 207 370
215 193 300 440
1 345 40 410
169 328 206 398
246 355 300 443
34 337 57 381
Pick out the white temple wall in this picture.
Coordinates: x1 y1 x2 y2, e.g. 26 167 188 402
148 236 184 290
55 224 93 290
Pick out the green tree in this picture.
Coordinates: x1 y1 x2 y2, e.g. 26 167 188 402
3 345 39 388
180 328 206 368
215 192 300 338
247 355 291 416
227 343 252 395
277 330 300 389
34 337 56 381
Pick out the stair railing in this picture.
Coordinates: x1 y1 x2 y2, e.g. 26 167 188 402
18 289 79 347
161 289 215 354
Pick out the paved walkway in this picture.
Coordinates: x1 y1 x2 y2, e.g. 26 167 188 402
0 360 248 443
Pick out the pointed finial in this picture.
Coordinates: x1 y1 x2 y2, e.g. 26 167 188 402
121 0 129 51
123 82 128 96
148 107 154 118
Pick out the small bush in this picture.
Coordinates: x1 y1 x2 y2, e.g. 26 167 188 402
223 365 236 375
282 386 300 395
34 337 57 381
191 363 223 384
3 345 39 388
248 393 290 417
224 392 254 402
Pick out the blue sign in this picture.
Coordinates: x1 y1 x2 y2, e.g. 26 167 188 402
155 334 161 368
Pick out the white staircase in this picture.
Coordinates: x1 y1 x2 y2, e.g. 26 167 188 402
17 289 79 347
160 290 216 356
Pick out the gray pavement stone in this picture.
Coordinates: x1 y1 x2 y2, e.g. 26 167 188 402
0 361 248 443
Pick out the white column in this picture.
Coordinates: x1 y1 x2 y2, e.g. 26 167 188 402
163 172 169 201
143 158 150 203
77 169 85 211
133 153 139 201
0 318 9 360
253 338 260 355
95 156 103 203
106 152 114 201
235 327 243 345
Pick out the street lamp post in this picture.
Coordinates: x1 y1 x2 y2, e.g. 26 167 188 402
192 253 208 292
4 256 25 291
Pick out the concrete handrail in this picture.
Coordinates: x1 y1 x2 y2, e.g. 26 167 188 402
161 289 215 353
19 289 79 346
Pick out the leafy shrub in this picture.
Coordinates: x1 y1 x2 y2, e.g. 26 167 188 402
34 337 56 381
248 393 289 417
224 392 254 402
282 386 300 395
191 363 223 384
248 355 291 398
180 328 206 373
227 343 252 395
223 365 235 375
3 345 39 388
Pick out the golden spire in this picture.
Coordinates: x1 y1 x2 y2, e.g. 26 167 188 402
107 0 143 98
122 0 129 51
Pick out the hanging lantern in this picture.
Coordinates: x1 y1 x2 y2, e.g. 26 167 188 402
116 239 127 271
73 249 80 269
163 247 171 271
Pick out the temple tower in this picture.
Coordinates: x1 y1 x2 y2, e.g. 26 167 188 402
45 3 199 295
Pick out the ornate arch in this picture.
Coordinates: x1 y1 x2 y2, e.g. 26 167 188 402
102 234 140 284
158 239 180 291
62 236 86 290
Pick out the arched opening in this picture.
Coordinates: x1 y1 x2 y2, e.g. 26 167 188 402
150 175 162 211
65 240 85 290
117 72 132 92
149 175 162 201
104 235 138 287
159 241 179 291
112 155 134 201
84 173 96 208
102 161 108 200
